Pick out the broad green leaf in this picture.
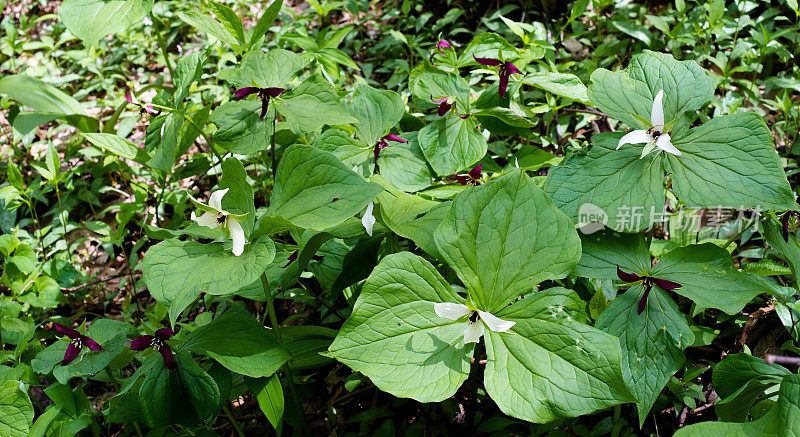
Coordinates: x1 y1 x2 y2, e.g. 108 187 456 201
209 2 245 45
596 284 694 425
248 0 283 49
146 110 183 173
59 0 154 47
379 132 434 192
0 380 34 437
178 10 239 47
172 52 204 104
588 50 714 132
763 216 800 284
650 243 772 314
376 179 448 258
267 145 382 230
181 303 290 378
504 145 561 172
31 319 130 384
435 170 581 311
0 75 97 133
667 112 796 211
472 107 535 128
210 100 272 155
348 83 405 147
418 115 487 176
247 375 284 433
80 133 150 165
218 157 256 236
142 238 276 325
325 252 473 402
574 230 651 280
176 353 221 421
522 73 590 103
314 128 370 166
218 50 306 89
544 132 666 232
272 77 358 134
137 359 196 427
409 63 471 112
457 32 520 67
675 374 800 437
713 353 790 400
485 290 633 423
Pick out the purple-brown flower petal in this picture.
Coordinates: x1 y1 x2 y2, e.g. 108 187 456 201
616 266 642 283
281 250 299 268
234 87 261 99
82 336 104 352
504 62 522 75
468 164 482 180
130 335 154 351
498 73 510 99
637 286 651 315
782 213 791 242
160 347 176 369
63 343 81 365
125 90 135 105
53 323 80 339
383 134 407 144
437 40 451 50
155 328 175 340
651 277 681 291
263 87 285 97
473 55 502 66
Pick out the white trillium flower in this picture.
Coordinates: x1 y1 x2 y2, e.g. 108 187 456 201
617 89 682 157
433 302 515 343
190 188 247 256
362 202 376 236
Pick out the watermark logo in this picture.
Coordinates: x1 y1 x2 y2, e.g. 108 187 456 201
577 203 608 234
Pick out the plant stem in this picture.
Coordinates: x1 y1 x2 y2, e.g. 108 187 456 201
722 218 756 249
271 109 278 182
151 14 175 79
55 184 74 264
261 273 309 433
104 368 121 391
223 404 246 437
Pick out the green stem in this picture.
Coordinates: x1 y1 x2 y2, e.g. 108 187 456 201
223 404 246 437
722 218 756 250
261 273 309 433
54 185 74 264
271 110 278 182
104 368 121 391
151 14 175 79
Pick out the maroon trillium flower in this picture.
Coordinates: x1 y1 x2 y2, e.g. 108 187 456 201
124 90 156 115
455 164 483 186
430 39 452 64
781 212 800 242
234 86 286 119
616 266 682 315
473 55 522 99
131 328 176 369
374 133 407 162
431 96 455 117
53 323 104 365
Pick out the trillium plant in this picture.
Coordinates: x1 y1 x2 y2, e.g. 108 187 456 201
7 3 800 434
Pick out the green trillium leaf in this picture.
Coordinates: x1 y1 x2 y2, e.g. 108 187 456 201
271 76 358 134
266 144 383 230
588 50 714 133
596 284 694 426
325 252 474 402
544 132 666 232
418 115 487 176
348 83 405 147
435 170 581 312
142 238 276 326
0 380 34 437
667 112 797 211
218 49 306 89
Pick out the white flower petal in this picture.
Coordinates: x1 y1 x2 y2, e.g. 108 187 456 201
433 302 471 321
478 311 516 332
463 322 484 344
227 216 246 256
362 202 376 236
651 89 665 127
194 211 220 229
617 130 651 149
656 133 681 156
208 188 229 211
